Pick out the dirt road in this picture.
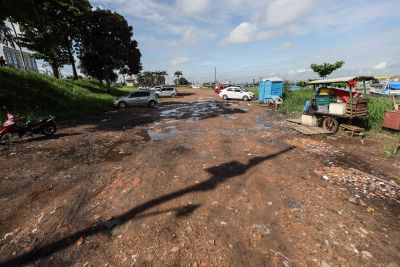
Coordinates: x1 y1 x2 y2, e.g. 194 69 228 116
0 89 399 266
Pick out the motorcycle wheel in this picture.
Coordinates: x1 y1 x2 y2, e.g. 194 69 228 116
0 133 13 145
42 122 57 136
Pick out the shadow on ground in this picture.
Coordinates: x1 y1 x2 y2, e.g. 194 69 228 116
0 146 295 266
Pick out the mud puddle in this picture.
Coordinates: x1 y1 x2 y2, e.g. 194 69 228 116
147 128 184 141
159 100 246 121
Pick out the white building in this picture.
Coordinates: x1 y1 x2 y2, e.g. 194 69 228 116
0 43 38 71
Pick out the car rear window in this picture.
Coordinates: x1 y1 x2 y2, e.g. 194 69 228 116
137 91 150 97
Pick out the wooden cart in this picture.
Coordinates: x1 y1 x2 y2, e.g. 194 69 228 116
307 77 373 133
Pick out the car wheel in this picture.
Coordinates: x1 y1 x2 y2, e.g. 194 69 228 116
118 101 127 109
222 95 228 100
171 93 176 98
148 100 156 107
242 95 249 101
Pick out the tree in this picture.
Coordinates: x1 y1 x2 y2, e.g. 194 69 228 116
177 77 190 86
79 9 141 88
136 71 167 86
17 0 92 78
174 71 182 85
0 22 15 48
310 61 345 79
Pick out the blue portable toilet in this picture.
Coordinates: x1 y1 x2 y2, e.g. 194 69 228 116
258 77 283 103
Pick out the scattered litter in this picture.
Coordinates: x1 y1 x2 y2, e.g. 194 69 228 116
315 166 399 200
365 207 375 213
45 184 53 191
171 246 179 252
220 221 227 226
284 198 307 212
2 228 20 241
251 224 271 235
322 175 329 181
361 250 373 259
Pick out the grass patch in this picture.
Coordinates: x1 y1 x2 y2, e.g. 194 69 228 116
0 67 128 121
279 88 314 116
364 95 396 131
246 87 259 99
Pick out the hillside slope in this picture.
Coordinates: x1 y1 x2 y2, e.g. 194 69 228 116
0 67 127 120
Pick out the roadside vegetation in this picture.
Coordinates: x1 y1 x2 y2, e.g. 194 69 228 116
0 68 128 120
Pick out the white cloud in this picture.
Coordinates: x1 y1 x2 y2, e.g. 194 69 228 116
289 68 312 75
176 0 210 15
170 57 191 67
223 22 258 44
222 22 282 45
373 62 387 70
278 41 295 51
266 0 314 27
181 27 201 45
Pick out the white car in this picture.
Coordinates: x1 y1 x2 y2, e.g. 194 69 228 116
154 87 178 98
219 86 254 101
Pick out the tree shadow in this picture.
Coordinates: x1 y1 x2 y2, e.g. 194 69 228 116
0 146 295 266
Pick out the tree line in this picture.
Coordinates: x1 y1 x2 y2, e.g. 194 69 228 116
0 0 141 87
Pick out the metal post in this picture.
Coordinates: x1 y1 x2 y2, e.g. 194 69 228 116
10 22 27 70
349 86 353 120
363 80 367 95
214 67 217 83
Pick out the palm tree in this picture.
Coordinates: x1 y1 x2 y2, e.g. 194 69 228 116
0 22 15 48
174 71 182 86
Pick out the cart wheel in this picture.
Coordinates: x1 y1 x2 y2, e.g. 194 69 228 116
322 117 339 132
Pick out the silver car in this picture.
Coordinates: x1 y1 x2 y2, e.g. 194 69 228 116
155 87 177 98
114 91 158 108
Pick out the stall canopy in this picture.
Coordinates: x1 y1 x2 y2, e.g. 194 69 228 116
308 76 374 85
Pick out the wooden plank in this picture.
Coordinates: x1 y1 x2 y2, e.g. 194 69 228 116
286 118 302 124
292 125 333 135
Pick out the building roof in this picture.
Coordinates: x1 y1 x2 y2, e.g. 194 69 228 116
261 77 283 82
308 76 374 84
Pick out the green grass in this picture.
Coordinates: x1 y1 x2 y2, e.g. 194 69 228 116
246 87 259 99
364 95 396 130
0 67 128 121
279 88 315 116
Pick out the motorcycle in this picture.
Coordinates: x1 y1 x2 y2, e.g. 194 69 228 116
0 111 57 144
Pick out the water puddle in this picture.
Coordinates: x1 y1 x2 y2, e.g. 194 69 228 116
252 115 270 130
147 129 183 141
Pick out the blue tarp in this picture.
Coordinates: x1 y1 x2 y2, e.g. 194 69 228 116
389 81 400 90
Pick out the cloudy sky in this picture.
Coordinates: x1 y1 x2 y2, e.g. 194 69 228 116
88 0 399 83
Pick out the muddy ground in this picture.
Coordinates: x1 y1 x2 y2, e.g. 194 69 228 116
0 89 399 267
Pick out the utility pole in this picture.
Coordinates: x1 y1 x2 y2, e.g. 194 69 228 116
214 67 217 84
10 21 27 71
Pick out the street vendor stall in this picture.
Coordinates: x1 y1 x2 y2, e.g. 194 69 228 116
306 76 374 132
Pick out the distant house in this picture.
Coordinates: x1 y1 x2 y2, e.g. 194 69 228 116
126 76 135 87
0 44 38 71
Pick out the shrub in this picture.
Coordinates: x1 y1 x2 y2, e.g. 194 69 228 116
279 88 315 115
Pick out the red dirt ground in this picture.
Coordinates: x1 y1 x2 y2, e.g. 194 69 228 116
0 89 399 267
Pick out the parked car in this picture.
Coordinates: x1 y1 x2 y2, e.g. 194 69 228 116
219 86 254 101
114 91 158 108
214 84 231 94
155 87 177 98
